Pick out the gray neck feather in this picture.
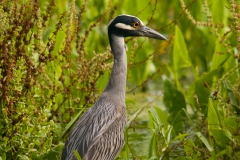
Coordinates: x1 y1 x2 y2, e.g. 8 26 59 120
102 33 127 105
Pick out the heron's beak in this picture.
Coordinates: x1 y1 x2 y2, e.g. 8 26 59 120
140 26 167 40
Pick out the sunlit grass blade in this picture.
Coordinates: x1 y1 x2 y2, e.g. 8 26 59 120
195 132 216 159
74 150 82 160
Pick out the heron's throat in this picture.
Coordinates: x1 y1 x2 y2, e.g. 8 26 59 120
104 34 127 103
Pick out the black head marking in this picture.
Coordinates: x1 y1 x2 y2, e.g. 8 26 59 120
108 15 145 37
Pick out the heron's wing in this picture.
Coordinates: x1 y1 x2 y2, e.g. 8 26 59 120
65 101 119 159
84 102 120 155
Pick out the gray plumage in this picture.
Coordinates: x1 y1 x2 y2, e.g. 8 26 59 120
61 14 166 160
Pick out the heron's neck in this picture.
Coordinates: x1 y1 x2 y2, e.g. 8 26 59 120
103 33 127 104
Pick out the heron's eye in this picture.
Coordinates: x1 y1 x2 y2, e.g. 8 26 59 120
132 22 140 28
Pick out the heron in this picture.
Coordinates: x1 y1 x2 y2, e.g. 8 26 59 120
61 14 167 160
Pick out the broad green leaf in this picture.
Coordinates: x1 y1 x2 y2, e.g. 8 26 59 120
17 155 28 160
149 107 171 144
208 99 220 131
173 26 192 90
120 127 150 159
163 80 186 133
150 107 169 129
224 116 238 132
52 31 66 55
173 26 192 71
211 0 226 24
211 40 229 71
163 80 186 113
148 134 158 160
211 128 232 147
1 154 6 160
30 150 38 160
37 143 64 160
53 93 64 110
96 71 110 91
187 69 219 112
55 64 62 82
215 146 232 158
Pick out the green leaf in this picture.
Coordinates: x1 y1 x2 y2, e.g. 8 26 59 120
163 80 186 133
184 139 201 159
224 116 238 132
96 70 110 91
173 26 192 71
187 69 219 112
215 146 232 158
211 128 232 147
148 108 162 130
52 31 66 55
223 55 239 81
211 0 226 24
173 26 192 90
17 155 29 160
170 133 188 143
38 143 64 160
1 154 6 160
223 81 239 109
74 150 82 160
148 134 158 160
166 125 173 143
211 40 230 71
163 80 186 113
208 99 220 131
55 64 62 82
195 132 215 153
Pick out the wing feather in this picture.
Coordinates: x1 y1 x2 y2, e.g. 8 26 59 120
62 100 119 160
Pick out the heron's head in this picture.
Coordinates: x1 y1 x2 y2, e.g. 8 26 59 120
108 14 167 40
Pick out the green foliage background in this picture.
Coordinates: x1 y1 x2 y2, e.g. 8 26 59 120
0 0 239 159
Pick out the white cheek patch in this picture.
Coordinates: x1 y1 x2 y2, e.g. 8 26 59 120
115 23 135 30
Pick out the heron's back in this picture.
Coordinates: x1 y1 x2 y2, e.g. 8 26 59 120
61 99 126 160
82 110 126 160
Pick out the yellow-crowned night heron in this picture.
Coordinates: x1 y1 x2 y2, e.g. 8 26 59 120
61 14 167 160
